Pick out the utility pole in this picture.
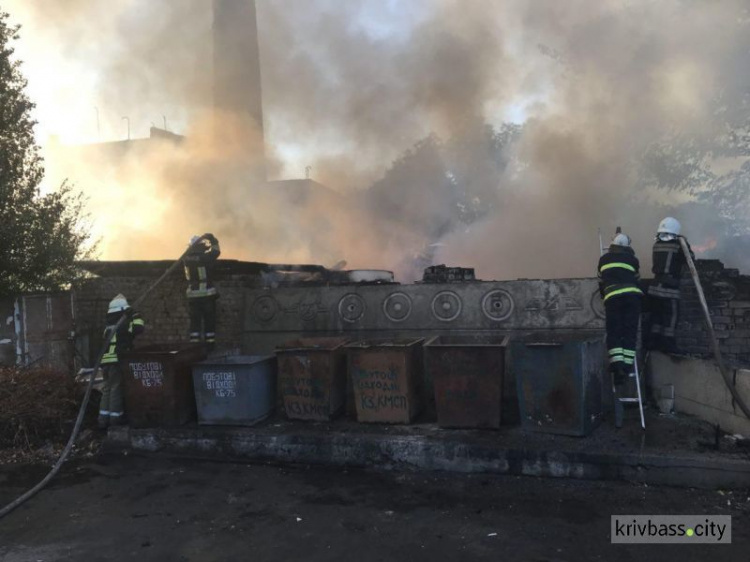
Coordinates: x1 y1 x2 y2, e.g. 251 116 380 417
121 116 130 140
94 107 101 141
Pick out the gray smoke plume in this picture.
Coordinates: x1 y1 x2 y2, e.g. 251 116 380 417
9 0 750 279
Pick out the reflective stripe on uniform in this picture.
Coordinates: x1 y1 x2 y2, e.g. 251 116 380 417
608 348 624 356
101 333 118 365
186 287 217 297
198 266 208 292
603 286 643 302
599 262 636 273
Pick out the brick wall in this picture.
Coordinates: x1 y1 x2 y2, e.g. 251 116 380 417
72 267 262 364
675 259 750 367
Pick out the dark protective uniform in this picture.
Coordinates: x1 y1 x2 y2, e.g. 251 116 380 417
183 234 221 348
646 237 693 353
99 309 145 423
598 244 643 380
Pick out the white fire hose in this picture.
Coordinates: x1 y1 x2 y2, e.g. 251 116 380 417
0 244 197 520
679 236 750 421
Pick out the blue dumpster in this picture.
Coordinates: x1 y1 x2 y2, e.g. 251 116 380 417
511 333 606 436
192 355 276 426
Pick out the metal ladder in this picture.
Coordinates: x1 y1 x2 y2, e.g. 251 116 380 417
615 356 646 430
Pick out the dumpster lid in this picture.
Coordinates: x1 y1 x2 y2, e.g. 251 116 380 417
197 355 274 366
126 343 206 355
514 332 604 346
345 338 424 349
276 337 350 352
425 335 509 347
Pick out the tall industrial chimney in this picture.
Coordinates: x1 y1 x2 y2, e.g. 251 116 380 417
213 0 266 182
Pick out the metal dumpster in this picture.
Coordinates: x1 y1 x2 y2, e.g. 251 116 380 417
511 334 606 436
425 335 509 429
121 344 207 428
192 355 276 426
346 338 424 424
276 337 349 421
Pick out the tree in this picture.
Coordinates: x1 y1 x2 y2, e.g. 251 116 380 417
0 12 91 296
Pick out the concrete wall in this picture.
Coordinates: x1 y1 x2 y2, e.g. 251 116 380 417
649 351 750 437
243 278 605 353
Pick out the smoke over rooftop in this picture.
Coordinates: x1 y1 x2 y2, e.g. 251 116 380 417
8 0 750 280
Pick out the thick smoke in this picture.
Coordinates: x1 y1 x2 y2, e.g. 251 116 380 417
9 0 750 279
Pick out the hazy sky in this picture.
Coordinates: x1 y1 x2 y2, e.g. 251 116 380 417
5 0 530 186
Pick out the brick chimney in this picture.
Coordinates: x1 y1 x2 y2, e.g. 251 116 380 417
213 0 266 182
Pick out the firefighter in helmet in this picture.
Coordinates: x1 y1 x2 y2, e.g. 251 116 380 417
99 294 145 428
645 217 694 354
183 233 221 350
598 233 643 428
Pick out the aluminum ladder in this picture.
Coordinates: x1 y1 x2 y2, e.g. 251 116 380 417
614 353 646 430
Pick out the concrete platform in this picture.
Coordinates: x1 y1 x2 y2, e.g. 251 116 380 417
106 410 750 490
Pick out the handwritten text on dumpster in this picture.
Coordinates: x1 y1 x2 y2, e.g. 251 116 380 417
129 361 164 388
352 366 408 413
282 374 329 418
202 371 237 398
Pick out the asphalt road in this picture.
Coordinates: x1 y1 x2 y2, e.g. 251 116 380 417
0 453 747 561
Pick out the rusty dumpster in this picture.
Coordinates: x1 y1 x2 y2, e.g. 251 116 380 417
276 337 349 421
346 338 424 424
425 335 509 429
510 334 606 436
121 344 207 428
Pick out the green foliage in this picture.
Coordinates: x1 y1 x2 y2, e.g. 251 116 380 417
0 12 92 296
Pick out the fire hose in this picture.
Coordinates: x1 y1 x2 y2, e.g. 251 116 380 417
0 244 196 520
679 236 750 421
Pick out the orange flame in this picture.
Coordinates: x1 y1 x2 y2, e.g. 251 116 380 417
693 237 718 254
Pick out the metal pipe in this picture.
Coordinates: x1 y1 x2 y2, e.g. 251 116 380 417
679 236 750 421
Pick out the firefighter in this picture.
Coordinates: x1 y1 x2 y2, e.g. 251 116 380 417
598 233 643 428
183 233 221 350
646 217 694 354
98 294 145 429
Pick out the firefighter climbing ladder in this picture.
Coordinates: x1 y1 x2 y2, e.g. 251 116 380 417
599 228 646 430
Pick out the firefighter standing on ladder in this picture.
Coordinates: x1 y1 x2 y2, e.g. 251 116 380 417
183 233 221 350
646 217 694 354
598 233 643 428
98 294 145 429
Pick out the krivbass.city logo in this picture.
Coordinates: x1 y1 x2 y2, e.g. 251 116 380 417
611 515 732 544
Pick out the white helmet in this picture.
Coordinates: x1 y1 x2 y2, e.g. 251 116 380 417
108 294 130 314
657 217 681 236
612 233 631 247
189 235 201 246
